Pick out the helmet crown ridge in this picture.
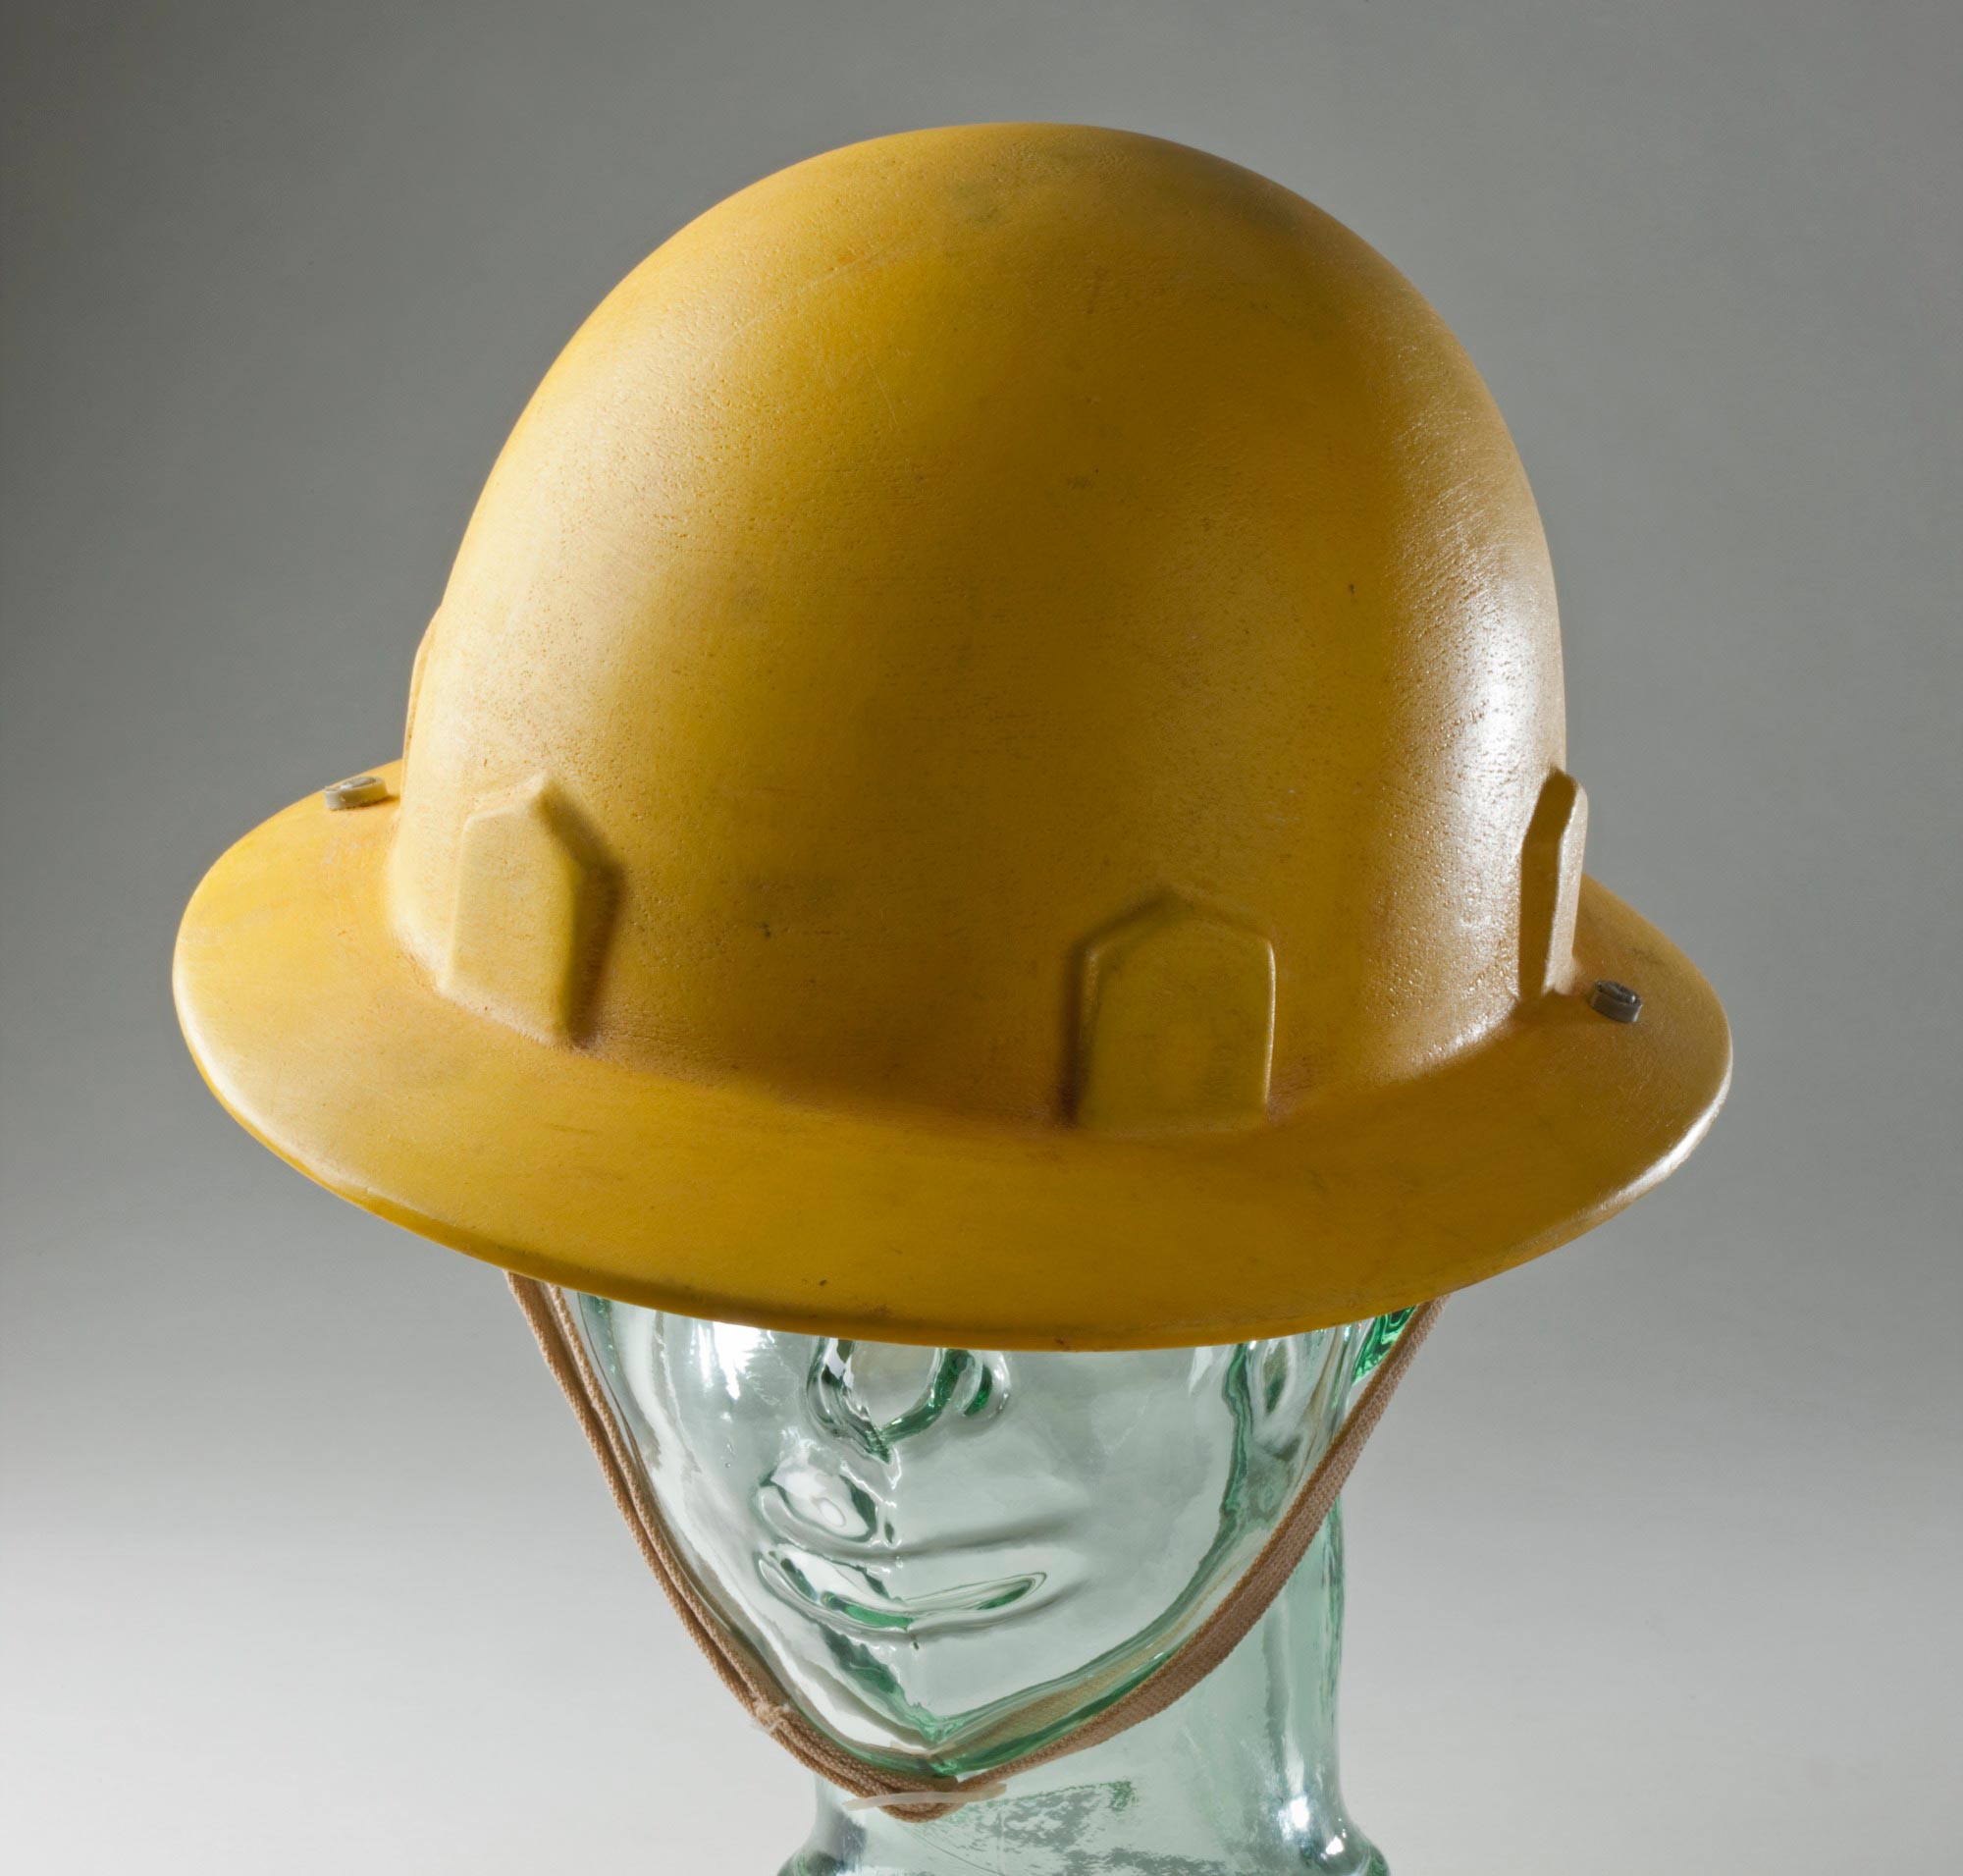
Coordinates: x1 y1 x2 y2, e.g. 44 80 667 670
386 124 1571 1131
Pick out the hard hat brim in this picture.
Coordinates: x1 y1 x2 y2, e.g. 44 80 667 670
175 763 1731 1350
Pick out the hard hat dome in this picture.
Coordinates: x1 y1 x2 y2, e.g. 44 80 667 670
176 125 1728 1347
389 125 1562 1126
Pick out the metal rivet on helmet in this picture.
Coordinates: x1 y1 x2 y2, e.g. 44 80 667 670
1587 980 1643 1024
322 775 388 811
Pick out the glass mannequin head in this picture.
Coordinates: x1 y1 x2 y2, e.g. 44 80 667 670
569 1297 1404 1777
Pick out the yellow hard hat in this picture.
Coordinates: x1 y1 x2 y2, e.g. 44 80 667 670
174 124 1729 1350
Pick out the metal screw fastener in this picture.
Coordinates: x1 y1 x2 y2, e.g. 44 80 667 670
1587 979 1643 1024
323 774 389 811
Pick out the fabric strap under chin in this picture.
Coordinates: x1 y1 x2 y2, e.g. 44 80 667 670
509 1275 1446 1823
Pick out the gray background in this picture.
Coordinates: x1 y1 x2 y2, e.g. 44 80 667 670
3 3 1957 1870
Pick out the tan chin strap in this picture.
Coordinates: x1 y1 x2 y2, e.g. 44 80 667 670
509 1275 1445 1823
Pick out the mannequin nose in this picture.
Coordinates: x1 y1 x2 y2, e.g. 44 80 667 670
805 1339 1008 1460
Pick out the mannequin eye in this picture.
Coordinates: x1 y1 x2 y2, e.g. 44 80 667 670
1245 1334 1334 1452
805 1341 1009 1457
1257 1340 1295 1415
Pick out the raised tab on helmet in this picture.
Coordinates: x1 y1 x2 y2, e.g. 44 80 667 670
1518 770 1588 1000
401 613 438 763
439 777 616 1045
1073 896 1276 1133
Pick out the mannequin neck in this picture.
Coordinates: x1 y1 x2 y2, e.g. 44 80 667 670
778 1507 1386 1876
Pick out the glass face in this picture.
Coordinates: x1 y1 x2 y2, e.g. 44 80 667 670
569 1298 1395 1777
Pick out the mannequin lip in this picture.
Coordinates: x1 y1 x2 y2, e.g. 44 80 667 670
761 1496 1081 1560
757 1450 1086 1558
762 1543 1052 1634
